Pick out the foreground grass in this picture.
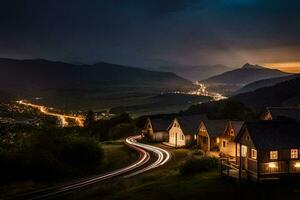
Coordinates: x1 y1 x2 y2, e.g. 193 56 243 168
101 140 138 172
71 147 300 200
0 140 138 197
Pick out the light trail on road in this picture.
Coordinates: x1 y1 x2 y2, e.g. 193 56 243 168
17 100 84 127
8 136 171 200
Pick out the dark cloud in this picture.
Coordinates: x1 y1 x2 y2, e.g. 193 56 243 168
0 0 300 67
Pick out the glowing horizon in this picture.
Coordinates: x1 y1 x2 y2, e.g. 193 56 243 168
263 62 300 73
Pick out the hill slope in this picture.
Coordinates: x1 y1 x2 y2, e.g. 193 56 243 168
234 73 300 95
231 77 300 109
151 64 233 81
0 58 194 110
202 63 290 86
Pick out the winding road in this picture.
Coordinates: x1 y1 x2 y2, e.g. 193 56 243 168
9 135 171 200
17 100 85 127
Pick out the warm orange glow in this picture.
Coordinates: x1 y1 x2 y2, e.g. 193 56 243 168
268 162 278 169
295 162 300 168
17 100 84 127
263 62 300 73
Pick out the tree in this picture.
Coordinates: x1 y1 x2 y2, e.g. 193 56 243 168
84 110 95 128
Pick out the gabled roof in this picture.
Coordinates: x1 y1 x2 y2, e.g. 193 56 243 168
266 107 300 121
231 121 244 136
176 115 207 135
237 120 300 150
149 118 173 131
203 120 228 137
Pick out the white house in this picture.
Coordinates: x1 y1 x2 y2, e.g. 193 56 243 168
168 115 207 147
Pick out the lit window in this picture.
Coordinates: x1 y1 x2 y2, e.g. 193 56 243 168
270 151 278 160
241 145 247 157
251 149 257 160
291 149 298 159
223 141 226 148
216 137 220 143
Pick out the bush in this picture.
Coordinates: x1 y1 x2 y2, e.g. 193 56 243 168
109 123 136 140
0 128 104 182
179 157 218 175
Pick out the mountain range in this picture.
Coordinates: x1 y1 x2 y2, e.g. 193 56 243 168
149 64 233 81
233 73 300 95
231 77 300 109
202 63 290 86
0 58 194 110
200 63 291 95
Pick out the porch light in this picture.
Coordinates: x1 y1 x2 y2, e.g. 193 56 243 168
294 162 300 168
268 162 278 168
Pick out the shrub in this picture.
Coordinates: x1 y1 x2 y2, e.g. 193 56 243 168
179 157 218 175
109 123 136 140
0 128 104 181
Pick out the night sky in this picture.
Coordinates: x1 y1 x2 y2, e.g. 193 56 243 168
1 0 300 71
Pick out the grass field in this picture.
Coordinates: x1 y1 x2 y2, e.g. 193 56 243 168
69 146 300 200
0 141 138 198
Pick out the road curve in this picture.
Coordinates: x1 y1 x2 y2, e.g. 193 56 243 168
8 136 171 200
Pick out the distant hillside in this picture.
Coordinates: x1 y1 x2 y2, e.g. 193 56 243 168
0 58 194 110
234 74 300 95
202 63 290 86
231 78 300 109
153 64 233 81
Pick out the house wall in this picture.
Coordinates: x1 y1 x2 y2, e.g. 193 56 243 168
152 131 168 142
236 128 257 173
197 122 210 151
219 122 237 157
169 119 186 147
261 110 272 120
259 149 300 175
220 138 236 157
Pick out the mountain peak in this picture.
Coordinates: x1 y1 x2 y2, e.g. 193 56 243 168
242 63 265 69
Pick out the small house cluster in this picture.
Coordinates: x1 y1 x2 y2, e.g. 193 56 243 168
142 107 300 182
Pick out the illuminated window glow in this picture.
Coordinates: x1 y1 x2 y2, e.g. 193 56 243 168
270 151 278 160
294 162 300 168
241 145 247 157
291 149 298 159
251 149 257 160
268 162 278 169
216 137 220 143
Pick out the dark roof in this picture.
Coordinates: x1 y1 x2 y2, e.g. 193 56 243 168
241 121 300 150
267 107 300 121
231 121 244 136
204 120 228 137
150 118 173 131
177 115 207 135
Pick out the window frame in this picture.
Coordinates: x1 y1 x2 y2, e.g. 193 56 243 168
241 145 247 157
222 141 226 148
251 149 257 160
291 149 298 159
270 150 278 160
